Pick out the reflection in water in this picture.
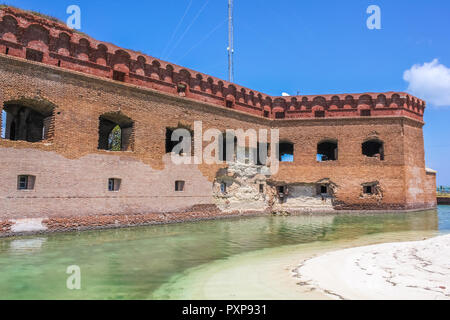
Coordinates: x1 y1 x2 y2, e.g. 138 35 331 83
0 208 445 300
8 238 47 255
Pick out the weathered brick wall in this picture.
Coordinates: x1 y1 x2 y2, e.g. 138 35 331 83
0 54 436 221
0 6 437 229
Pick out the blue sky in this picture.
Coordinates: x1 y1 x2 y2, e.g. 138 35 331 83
4 0 450 185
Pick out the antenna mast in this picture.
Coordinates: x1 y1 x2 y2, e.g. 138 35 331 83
228 0 234 82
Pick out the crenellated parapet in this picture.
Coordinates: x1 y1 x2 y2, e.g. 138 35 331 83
0 6 426 121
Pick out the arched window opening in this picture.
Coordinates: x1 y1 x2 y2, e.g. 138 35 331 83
317 140 338 161
279 142 294 162
177 83 187 97
98 112 134 151
2 100 55 143
362 140 384 160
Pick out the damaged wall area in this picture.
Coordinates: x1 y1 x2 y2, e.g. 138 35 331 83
213 159 338 214
269 180 336 214
213 162 270 213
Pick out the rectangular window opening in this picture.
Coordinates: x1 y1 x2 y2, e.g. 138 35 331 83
5 47 9 55
263 111 270 118
113 71 126 82
259 184 264 194
108 178 121 192
26 48 43 62
17 175 35 190
175 180 185 192
361 109 371 117
315 111 325 118
220 182 227 194
275 112 285 119
364 186 374 194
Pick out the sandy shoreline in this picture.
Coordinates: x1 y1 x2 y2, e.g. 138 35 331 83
295 235 450 300
151 230 440 300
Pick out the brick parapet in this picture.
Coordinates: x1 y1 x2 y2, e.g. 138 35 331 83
0 6 426 121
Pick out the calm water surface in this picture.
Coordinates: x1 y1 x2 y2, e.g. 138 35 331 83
0 206 448 299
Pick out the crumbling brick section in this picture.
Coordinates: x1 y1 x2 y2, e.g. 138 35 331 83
43 109 56 142
0 221 13 233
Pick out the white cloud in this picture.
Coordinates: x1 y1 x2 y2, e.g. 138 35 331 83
403 59 450 107
281 92 290 97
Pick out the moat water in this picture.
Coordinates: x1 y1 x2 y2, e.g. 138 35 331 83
0 206 449 300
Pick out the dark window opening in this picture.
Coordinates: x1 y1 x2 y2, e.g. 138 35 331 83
3 102 55 143
98 113 134 151
362 140 384 160
113 71 126 82
226 100 233 108
361 109 371 117
5 47 9 55
259 184 264 193
175 181 185 192
279 142 294 162
275 112 285 119
17 175 35 190
315 111 325 118
26 48 43 62
321 185 328 194
108 178 121 192
277 185 287 203
219 134 237 162
363 186 373 194
177 83 187 96
264 111 270 118
317 141 338 161
57 60 61 67
166 125 194 155
257 142 269 165
9 121 15 140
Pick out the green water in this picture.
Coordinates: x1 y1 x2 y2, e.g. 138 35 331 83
0 207 448 300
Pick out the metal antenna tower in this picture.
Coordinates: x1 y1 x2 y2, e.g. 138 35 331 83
227 0 234 82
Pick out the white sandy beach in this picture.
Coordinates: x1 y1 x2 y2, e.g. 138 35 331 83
152 231 441 300
295 235 450 300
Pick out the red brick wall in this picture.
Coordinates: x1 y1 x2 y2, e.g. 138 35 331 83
0 54 436 221
0 6 437 227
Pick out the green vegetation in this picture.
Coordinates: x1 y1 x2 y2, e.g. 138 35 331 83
0 4 64 24
0 4 89 37
108 125 122 151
